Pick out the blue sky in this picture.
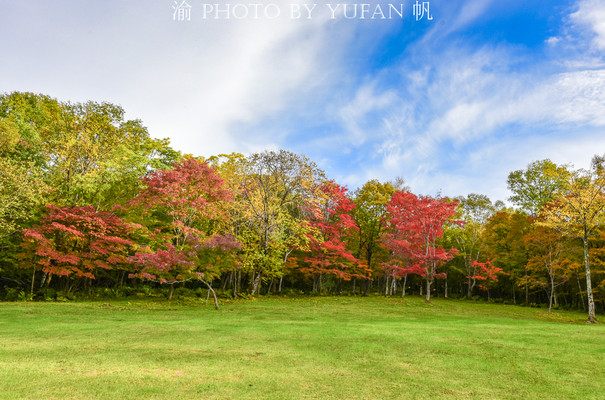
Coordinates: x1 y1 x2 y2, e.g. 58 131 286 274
1 0 605 202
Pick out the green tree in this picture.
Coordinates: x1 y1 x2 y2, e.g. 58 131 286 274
0 92 180 210
507 159 569 216
452 193 497 298
351 180 395 295
540 165 605 323
0 159 47 240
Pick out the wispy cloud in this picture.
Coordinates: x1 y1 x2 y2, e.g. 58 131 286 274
324 0 605 199
571 0 605 51
2 0 603 203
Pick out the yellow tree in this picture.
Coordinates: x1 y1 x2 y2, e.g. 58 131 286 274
540 166 605 323
483 209 531 304
351 180 396 295
523 226 573 313
209 150 324 295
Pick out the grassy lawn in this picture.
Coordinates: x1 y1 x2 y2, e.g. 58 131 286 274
0 296 604 399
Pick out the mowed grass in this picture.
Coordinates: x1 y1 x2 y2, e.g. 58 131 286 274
0 296 604 399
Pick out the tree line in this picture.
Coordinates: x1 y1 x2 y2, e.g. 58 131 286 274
1 92 604 321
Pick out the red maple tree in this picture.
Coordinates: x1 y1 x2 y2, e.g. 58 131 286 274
129 158 235 305
468 259 505 300
301 182 365 292
383 191 461 302
21 205 136 293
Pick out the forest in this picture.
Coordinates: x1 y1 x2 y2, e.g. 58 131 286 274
1 92 604 323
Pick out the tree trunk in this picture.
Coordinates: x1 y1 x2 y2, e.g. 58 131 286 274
251 271 262 295
278 276 283 292
221 271 230 291
119 270 126 287
525 268 529 305
425 278 431 303
168 283 174 300
237 269 242 296
232 270 238 298
401 274 407 298
39 271 49 289
30 267 36 295
548 276 555 313
202 280 219 310
577 274 586 311
583 237 597 323
363 279 370 296
444 278 448 299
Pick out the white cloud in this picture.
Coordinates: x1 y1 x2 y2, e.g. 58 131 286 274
329 37 605 199
0 0 360 157
449 0 495 33
422 0 494 43
337 82 398 146
572 0 605 51
3 0 603 203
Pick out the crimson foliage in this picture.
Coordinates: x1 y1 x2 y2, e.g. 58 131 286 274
21 205 135 280
383 191 461 301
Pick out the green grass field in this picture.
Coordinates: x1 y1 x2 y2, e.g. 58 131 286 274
0 296 604 399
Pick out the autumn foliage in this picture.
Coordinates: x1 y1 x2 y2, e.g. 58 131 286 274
5 93 605 320
21 205 135 282
302 182 363 285
128 158 236 299
383 191 461 302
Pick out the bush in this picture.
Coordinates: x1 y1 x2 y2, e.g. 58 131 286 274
4 287 21 301
43 288 57 301
173 287 196 299
55 291 75 302
136 285 156 297
280 288 305 296
18 291 34 301
118 286 136 297
98 287 120 299
2 288 34 302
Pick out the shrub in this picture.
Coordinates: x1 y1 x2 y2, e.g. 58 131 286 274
173 287 196 299
4 287 21 301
